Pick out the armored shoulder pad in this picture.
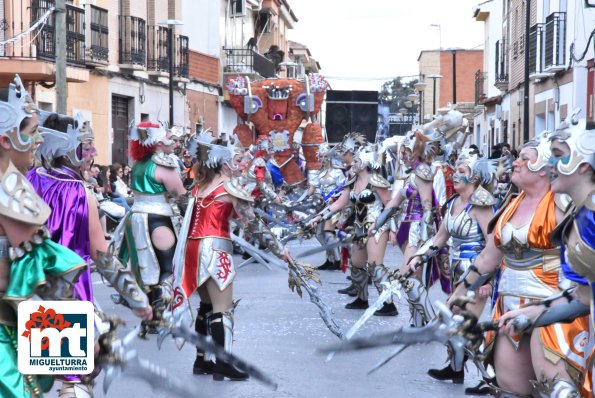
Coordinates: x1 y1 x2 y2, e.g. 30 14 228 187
152 152 178 168
487 191 519 234
1 163 51 225
554 193 573 213
469 186 497 207
224 179 254 202
585 190 595 212
413 163 434 182
369 173 390 189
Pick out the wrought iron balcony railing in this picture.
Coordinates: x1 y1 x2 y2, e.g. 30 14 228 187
119 15 146 67
87 4 108 64
147 25 168 72
544 12 566 70
223 48 276 78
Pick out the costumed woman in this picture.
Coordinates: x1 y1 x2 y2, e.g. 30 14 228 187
449 131 590 397
311 133 397 316
28 112 152 397
171 132 290 381
118 121 185 335
407 148 503 393
307 143 348 271
0 75 86 397
497 114 594 397
377 128 446 326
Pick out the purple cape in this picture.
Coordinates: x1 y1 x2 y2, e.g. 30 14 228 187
27 166 92 303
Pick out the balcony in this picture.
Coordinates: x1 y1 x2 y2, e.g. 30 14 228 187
85 5 109 66
119 15 146 70
0 0 88 83
174 34 189 81
494 39 509 92
474 70 487 105
222 48 276 80
147 25 168 75
544 12 566 72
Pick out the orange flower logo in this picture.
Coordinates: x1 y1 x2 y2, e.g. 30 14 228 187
21 305 72 350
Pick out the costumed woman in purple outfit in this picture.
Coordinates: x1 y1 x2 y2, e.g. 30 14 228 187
27 113 152 398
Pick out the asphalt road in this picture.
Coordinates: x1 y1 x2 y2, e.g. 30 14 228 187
45 239 486 398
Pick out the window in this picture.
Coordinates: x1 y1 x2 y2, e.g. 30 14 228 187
231 0 246 16
89 5 109 62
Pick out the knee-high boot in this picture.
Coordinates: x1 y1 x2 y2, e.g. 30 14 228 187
210 312 249 381
368 262 398 316
345 265 369 309
193 302 213 375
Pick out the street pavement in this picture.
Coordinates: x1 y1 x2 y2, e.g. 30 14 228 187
46 239 486 398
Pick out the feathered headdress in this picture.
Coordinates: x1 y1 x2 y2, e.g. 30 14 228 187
187 130 242 170
457 147 512 188
37 112 94 167
337 132 367 155
129 121 173 146
0 74 38 152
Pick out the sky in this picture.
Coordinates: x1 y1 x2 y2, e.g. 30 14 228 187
288 0 486 92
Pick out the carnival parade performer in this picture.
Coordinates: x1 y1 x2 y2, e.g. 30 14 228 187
307 143 348 271
497 114 595 397
378 128 447 326
119 121 186 335
311 133 397 316
0 75 87 398
28 112 152 397
172 131 264 381
407 149 502 391
449 131 590 397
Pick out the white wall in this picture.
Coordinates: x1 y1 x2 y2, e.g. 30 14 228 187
109 76 185 126
181 0 221 55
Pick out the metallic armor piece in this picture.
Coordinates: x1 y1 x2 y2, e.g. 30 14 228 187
369 172 390 188
0 162 51 225
315 168 347 201
2 74 37 152
94 246 149 310
223 179 255 203
549 110 595 175
315 231 339 262
413 163 435 182
151 151 178 168
0 236 9 260
404 278 436 327
58 382 93 398
131 193 175 217
129 121 173 147
37 112 94 167
351 266 369 302
469 186 497 206
531 376 579 398
443 201 486 284
198 237 236 291
562 194 595 281
527 130 552 172
368 262 392 298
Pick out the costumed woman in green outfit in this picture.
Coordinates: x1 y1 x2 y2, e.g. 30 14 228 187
0 76 87 397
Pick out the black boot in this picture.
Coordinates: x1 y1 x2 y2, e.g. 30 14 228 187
427 364 464 384
337 284 357 296
193 302 213 375
210 312 249 381
347 266 368 309
147 286 164 334
374 302 398 316
325 260 341 271
464 379 494 396
317 259 334 270
345 298 369 309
